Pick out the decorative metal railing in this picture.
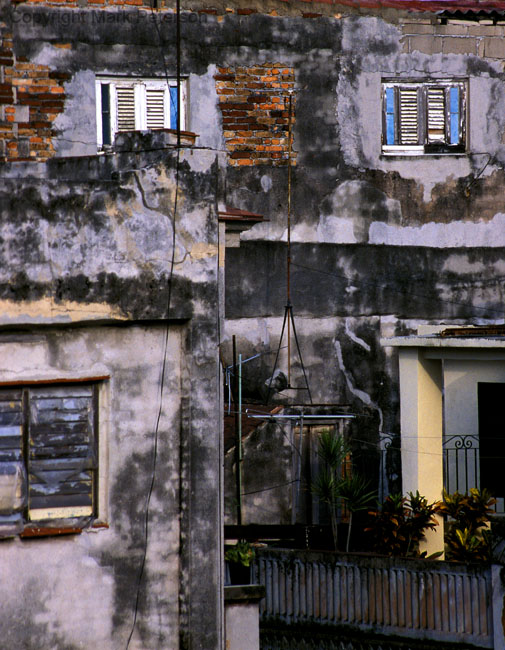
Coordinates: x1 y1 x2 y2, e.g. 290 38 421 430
442 434 504 513
255 548 503 648
443 434 480 496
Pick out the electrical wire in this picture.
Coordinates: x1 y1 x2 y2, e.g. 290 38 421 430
125 3 181 647
241 479 299 496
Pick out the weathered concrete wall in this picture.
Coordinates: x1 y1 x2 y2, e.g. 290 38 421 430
0 142 225 649
4 0 505 521
0 325 183 649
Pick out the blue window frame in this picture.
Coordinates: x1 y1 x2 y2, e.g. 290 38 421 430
382 80 466 154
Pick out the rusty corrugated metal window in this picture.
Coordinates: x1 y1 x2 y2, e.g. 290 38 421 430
382 80 466 154
27 385 97 522
0 384 98 531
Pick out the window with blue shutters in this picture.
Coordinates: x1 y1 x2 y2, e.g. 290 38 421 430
382 80 466 154
96 78 187 150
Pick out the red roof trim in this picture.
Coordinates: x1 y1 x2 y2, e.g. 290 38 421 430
218 206 265 222
309 0 505 11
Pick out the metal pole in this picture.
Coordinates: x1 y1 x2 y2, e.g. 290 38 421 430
232 336 241 525
176 0 181 148
287 94 293 386
238 353 243 524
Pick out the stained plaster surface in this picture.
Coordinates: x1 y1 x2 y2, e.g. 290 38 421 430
0 143 224 648
6 0 505 540
9 4 505 250
0 325 182 650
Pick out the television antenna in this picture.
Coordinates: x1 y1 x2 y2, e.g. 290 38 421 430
266 92 312 404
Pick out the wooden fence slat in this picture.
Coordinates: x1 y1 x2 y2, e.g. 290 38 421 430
256 550 494 648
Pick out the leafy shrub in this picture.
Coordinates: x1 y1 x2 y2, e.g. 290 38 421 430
437 488 495 562
365 491 440 557
225 541 256 567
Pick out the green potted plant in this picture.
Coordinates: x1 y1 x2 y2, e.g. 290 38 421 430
225 541 256 585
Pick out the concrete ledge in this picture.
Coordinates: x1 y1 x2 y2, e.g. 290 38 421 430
225 585 265 603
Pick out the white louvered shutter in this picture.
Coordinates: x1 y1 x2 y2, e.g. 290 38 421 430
116 86 136 132
146 87 166 130
398 87 419 145
427 87 446 143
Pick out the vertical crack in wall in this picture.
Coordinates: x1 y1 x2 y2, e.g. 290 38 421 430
344 318 371 352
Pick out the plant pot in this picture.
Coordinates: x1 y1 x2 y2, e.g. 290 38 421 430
227 561 251 585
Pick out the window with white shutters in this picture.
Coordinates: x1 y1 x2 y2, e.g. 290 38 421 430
382 80 466 154
96 77 186 150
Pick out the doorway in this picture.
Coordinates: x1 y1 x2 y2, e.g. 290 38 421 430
478 382 505 500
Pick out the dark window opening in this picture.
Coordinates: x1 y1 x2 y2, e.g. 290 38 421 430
100 84 111 147
478 382 505 499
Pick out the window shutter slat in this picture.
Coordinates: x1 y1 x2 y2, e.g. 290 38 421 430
427 87 446 143
398 88 419 144
146 88 166 130
28 388 96 520
116 86 136 132
0 394 23 461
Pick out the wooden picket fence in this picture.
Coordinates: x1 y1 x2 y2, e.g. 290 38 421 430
254 548 505 649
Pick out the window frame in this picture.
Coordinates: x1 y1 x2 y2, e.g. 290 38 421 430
381 79 467 155
95 76 188 150
0 380 104 535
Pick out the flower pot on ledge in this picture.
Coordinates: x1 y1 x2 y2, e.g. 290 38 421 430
226 561 251 585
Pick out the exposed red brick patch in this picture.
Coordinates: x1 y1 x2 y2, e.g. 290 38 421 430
215 64 296 167
0 26 66 162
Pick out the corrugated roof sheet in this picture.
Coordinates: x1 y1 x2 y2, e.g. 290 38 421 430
440 325 505 337
327 0 505 12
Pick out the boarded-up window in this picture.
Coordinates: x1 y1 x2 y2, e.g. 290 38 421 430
0 384 98 529
382 80 466 154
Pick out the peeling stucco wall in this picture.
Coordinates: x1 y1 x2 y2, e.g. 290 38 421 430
4 0 505 566
0 142 225 649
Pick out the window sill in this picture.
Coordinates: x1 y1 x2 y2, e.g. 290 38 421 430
380 152 468 159
21 525 83 538
20 521 108 538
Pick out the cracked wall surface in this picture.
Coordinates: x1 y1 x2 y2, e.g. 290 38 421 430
0 141 224 648
4 0 505 564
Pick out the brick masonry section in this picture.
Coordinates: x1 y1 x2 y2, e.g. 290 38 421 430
0 27 69 162
402 20 505 59
215 64 297 167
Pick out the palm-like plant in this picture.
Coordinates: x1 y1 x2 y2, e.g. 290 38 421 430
311 430 375 551
311 431 350 550
338 474 376 552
